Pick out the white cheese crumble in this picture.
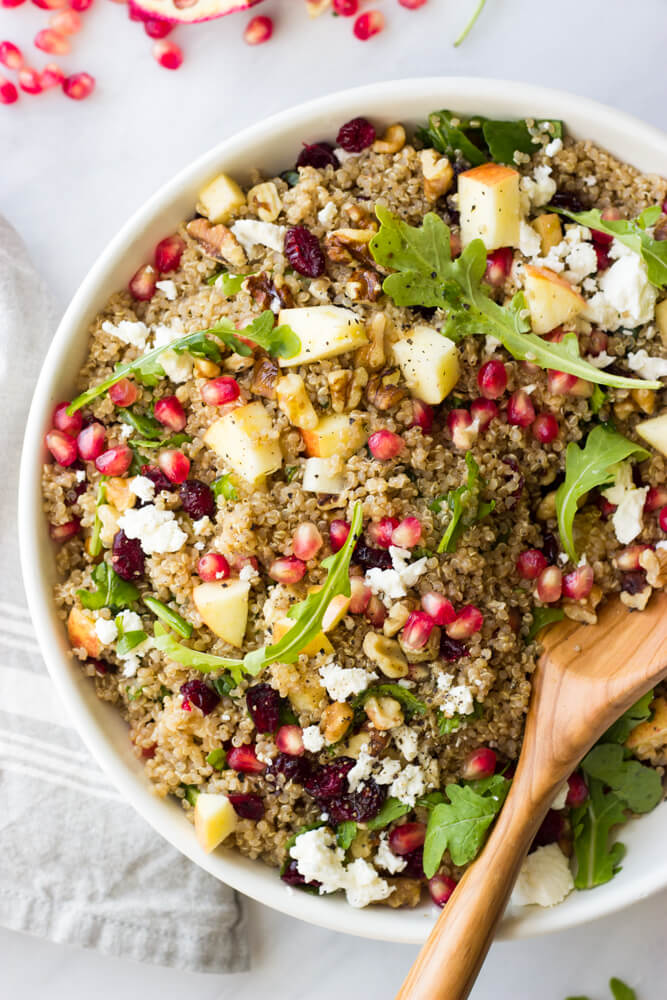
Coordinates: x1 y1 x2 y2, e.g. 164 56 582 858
511 844 574 907
75 469 86 482
118 423 133 440
317 201 338 227
333 147 358 164
192 516 212 536
585 350 615 369
230 220 286 255
602 462 648 545
519 164 556 213
130 475 156 503
101 319 149 349
318 662 377 702
586 241 657 330
387 764 426 808
239 563 260 583
346 747 374 792
94 617 118 646
518 221 542 258
393 725 419 762
437 673 475 717
374 835 407 875
117 504 187 555
544 137 563 157
550 783 569 811
152 323 192 383
155 279 177 301
289 827 393 908
364 546 428 602
302 725 325 753
626 349 667 380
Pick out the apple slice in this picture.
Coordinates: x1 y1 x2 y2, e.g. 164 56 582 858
277 306 367 367
523 264 586 335
301 457 346 494
67 607 102 658
458 162 521 251
196 172 246 224
636 413 667 457
194 793 238 853
272 617 334 657
301 412 368 459
392 324 460 405
204 401 282 485
656 299 667 347
193 579 250 648
130 0 264 26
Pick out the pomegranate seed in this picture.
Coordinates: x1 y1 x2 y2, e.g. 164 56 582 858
389 822 426 855
532 412 559 444
269 556 307 584
40 63 65 89
595 493 616 519
154 395 186 432
470 397 498 430
566 772 589 808
336 116 376 152
401 611 435 651
144 16 173 38
645 486 667 512
562 564 594 600
485 247 513 287
70 0 93 8
52 401 82 436
506 390 535 428
349 576 371 613
594 245 611 271
547 370 592 397
292 521 323 561
477 360 507 399
365 594 386 627
588 329 609 356
447 409 477 450
284 226 325 278
421 591 456 626
201 376 240 406
368 429 404 460
516 549 548 581
0 41 23 70
109 379 138 407
0 0 26 6
411 398 434 432
229 553 259 575
95 445 132 477
660 507 667 532
428 874 457 908
446 605 483 640
0 77 18 103
62 71 94 100
154 234 185 273
614 544 650 571
332 0 358 13
128 264 157 301
276 725 304 756
353 10 384 39
591 227 614 249
18 68 42 94
391 517 422 548
536 566 563 603
153 40 183 70
50 9 81 32
32 0 67 7
49 518 81 542
35 29 70 55
244 14 272 44
227 745 265 774
329 519 350 552
399 0 427 6
367 517 399 548
158 448 190 484
197 552 230 582
462 747 496 781
76 422 105 461
46 429 78 466
228 793 265 820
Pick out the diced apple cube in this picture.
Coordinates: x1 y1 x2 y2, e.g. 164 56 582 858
301 457 346 494
392 324 460 405
458 163 521 251
277 306 367 367
105 477 136 513
321 593 351 632
194 793 238 853
193 579 250 648
197 172 246 224
523 264 586 335
636 413 667 457
67 607 102 658
275 373 318 430
656 299 667 347
272 617 334 657
204 402 282 485
301 412 368 459
532 213 563 255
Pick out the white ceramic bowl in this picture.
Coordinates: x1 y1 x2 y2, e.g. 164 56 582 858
19 78 667 944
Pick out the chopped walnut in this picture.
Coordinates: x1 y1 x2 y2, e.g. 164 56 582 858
383 600 413 637
354 312 386 371
186 217 246 269
246 181 282 222
372 124 406 155
419 148 454 201
620 584 652 610
366 368 407 411
626 696 667 764
326 368 368 412
639 547 667 588
562 583 604 624
383 878 423 908
344 202 378 230
345 268 383 302
245 271 293 312
250 356 280 399
630 387 656 415
324 228 374 266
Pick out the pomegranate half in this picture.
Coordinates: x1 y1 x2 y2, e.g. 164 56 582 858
130 0 263 25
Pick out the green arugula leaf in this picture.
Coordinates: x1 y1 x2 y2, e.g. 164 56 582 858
216 272 247 295
129 354 166 388
482 118 562 164
204 311 299 360
603 691 654 744
284 465 299 483
77 563 139 612
552 205 667 288
211 675 236 698
609 978 637 1000
152 622 247 686
143 595 192 639
591 384 607 415
417 108 563 161
581 743 662 815
572 778 626 890
365 797 411 831
432 453 494 553
120 408 163 439
206 748 228 771
527 606 565 642
114 615 148 656
336 821 357 851
212 474 239 502
131 432 191 451
555 426 649 561
369 209 660 391
352 684 428 718
437 701 483 735
89 478 108 558
423 774 510 876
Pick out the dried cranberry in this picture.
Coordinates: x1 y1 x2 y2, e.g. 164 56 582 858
267 753 312 785
550 190 586 213
179 479 215 519
228 793 265 820
111 530 145 581
336 116 376 152
401 847 425 878
304 757 355 799
246 683 281 733
440 635 469 662
531 809 566 851
621 570 647 595
352 540 392 571
284 227 326 278
296 142 339 170
326 778 387 823
281 858 320 889
89 658 116 675
180 680 220 715
64 480 87 506
541 532 560 566
141 464 175 494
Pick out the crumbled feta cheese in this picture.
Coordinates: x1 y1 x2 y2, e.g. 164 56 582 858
519 221 542 258
116 610 143 633
75 469 86 482
230 220 286 255
117 504 187 555
318 662 377 702
393 725 419 762
118 423 133 440
511 844 574 907
550 783 569 811
333 147 357 164
152 323 192 383
364 546 428 602
289 827 393 907
564 240 597 284
602 462 648 545
626 349 667 380
484 335 501 355
193 516 212 536
519 164 556 213
388 764 426 808
374 835 407 875
437 673 475 717
587 245 657 330
544 137 563 157
582 276 597 293
302 725 325 753
239 563 260 583
94 617 118 646
583 175 596 187
522 383 537 394
346 747 374 791
317 201 337 227
155 279 177 301
344 858 395 908
101 319 150 349
130 475 156 503
585 350 615 369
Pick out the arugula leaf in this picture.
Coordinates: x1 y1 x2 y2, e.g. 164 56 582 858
89 478 108 559
369 209 660 391
131 432 191 451
336 821 357 851
77 563 139 612
591 384 607 415
527 606 565 642
555 426 649 561
572 778 626 890
211 675 236 698
580 744 662 815
437 701 483 735
217 273 247 295
432 453 494 553
552 205 667 288
115 616 148 657
365 797 411 831
417 109 563 162
212 474 239 502
152 622 248 686
424 775 510 876
284 465 299 483
352 684 428 718
609 979 636 1000
120 408 164 439
130 354 166 388
204 311 299 360
482 119 560 165
143 596 192 639
603 691 654 745
206 748 228 771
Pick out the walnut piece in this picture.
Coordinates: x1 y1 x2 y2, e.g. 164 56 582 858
366 368 407 411
372 124 406 155
186 217 246 269
620 584 652 610
639 547 667 589
419 149 454 201
626 696 667 764
245 271 293 311
250 357 280 399
562 583 603 624
324 228 374 266
326 368 368 413
345 268 382 302
354 312 386 371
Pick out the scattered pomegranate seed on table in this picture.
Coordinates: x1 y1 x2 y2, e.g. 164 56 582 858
18 66 42 93
332 0 358 14
0 40 23 69
144 16 173 38
0 0 27 7
62 71 95 99
353 10 384 39
32 0 67 9
35 25 72 56
50 9 82 33
244 14 272 45
40 62 65 88
153 39 183 69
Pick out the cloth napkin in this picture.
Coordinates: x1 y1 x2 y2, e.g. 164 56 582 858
0 216 248 974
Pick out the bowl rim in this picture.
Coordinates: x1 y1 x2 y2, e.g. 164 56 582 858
18 76 667 945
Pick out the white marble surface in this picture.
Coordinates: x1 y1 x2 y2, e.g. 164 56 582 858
2 0 667 995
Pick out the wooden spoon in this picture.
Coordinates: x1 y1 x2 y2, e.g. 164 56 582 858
397 592 667 1000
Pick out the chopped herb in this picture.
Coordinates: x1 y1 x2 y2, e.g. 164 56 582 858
156 684 171 705
77 562 139 612
418 109 563 163
152 622 248 686
437 701 483 735
212 474 239 502
88 478 108 558
603 691 653 745
365 797 411 830
211 675 236 698
572 778 626 889
580 743 662 815
206 748 228 771
591 384 607 415
126 685 144 702
431 453 494 553
527 606 565 642
131 432 191 451
423 774 510 876
284 465 299 483
336 821 357 851
206 271 248 295
182 784 200 806
143 596 192 639
280 170 300 188
352 684 427 718
115 623 148 657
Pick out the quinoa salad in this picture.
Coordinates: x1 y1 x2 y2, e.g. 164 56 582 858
42 110 667 912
